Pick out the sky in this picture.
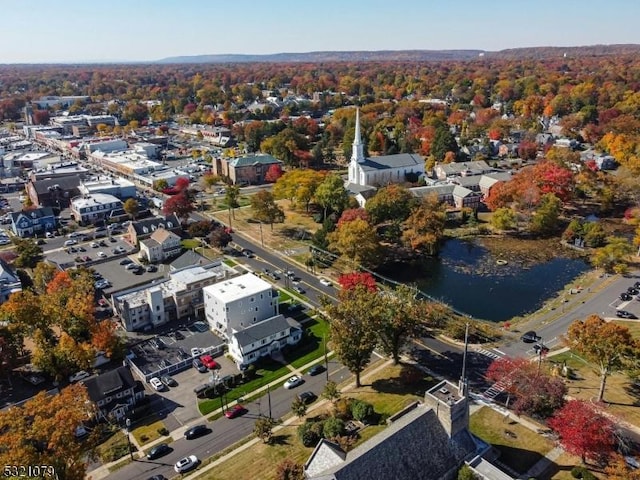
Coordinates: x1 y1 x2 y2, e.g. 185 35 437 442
1 0 639 63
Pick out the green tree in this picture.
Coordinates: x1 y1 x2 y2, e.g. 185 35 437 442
365 184 416 226
224 185 241 219
327 218 380 268
322 417 345 438
321 380 341 404
123 198 139 219
565 315 638 402
291 397 308 419
153 178 168 191
322 285 380 387
254 416 277 444
272 169 325 212
12 238 42 269
250 190 285 229
490 207 517 231
402 194 447 256
592 237 632 273
431 124 458 161
32 261 57 295
457 465 479 480
530 193 562 235
314 173 349 220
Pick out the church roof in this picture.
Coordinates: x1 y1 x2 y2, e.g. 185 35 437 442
358 153 424 172
304 404 478 480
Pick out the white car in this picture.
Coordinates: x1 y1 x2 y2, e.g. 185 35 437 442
149 377 164 391
319 278 332 287
97 251 107 258
69 370 91 383
90 242 99 248
0 238 10 246
174 455 199 473
45 231 54 238
284 375 303 389
64 239 78 247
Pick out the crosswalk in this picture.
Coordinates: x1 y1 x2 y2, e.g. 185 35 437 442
475 347 503 360
482 381 507 400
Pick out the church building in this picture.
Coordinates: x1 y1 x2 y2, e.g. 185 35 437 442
345 109 425 206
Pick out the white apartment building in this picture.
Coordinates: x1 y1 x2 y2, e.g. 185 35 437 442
70 193 123 225
203 273 279 340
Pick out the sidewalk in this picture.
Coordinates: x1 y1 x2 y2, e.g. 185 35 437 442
88 352 344 480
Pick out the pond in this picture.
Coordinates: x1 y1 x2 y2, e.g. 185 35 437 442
385 238 589 322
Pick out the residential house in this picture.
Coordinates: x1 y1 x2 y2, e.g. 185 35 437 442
127 214 181 246
0 258 22 304
169 249 212 272
26 175 81 209
10 207 56 237
345 109 425 206
228 314 302 369
210 153 282 185
83 366 145 422
112 261 235 331
478 172 513 198
433 160 495 181
139 228 182 263
203 273 279 340
304 380 483 480
70 193 123 225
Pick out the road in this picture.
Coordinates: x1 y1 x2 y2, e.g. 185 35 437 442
109 360 353 480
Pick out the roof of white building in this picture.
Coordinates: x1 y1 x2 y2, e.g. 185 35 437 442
71 193 121 208
203 272 272 302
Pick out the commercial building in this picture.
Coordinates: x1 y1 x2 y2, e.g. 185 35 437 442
70 193 123 225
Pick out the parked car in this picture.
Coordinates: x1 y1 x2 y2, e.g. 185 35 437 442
149 377 164 391
97 251 107 258
200 354 219 370
307 364 326 376
293 285 306 294
69 370 91 383
284 375 304 389
184 425 209 440
174 455 199 473
628 287 639 296
146 264 158 272
241 249 254 258
616 310 638 319
319 278 332 287
90 242 99 248
621 292 632 301
125 263 138 270
64 239 77 247
147 443 172 460
192 358 208 373
120 258 133 265
224 404 247 419
297 391 317 405
520 331 541 343
45 231 54 238
161 375 178 388
533 344 550 355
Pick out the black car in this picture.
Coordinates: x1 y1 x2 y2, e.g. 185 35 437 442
184 424 209 440
621 292 632 301
616 310 638 319
174 330 185 340
628 287 639 296
120 258 133 265
193 358 208 373
520 331 542 343
308 364 326 376
297 391 317 405
147 443 172 460
147 476 166 480
241 249 254 258
293 285 306 294
146 264 158 272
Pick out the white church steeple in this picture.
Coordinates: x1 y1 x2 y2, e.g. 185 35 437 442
351 108 365 164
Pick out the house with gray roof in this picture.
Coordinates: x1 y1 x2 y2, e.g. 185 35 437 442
83 366 144 422
127 213 181 246
10 207 56 237
169 249 213 271
305 380 484 480
433 160 495 180
26 175 81 208
228 314 302 368
478 172 513 197
0 258 22 305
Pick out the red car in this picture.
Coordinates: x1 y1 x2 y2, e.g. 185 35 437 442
224 404 247 419
199 354 219 370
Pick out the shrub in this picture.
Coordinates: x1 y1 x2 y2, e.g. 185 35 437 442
140 434 149 442
275 459 305 480
157 427 169 436
570 466 595 479
334 398 353 420
351 400 374 422
298 421 321 448
323 417 345 439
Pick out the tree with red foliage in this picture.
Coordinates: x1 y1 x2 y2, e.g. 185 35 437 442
548 400 616 464
162 191 194 220
174 176 190 192
265 164 284 183
533 161 574 201
32 109 50 125
518 140 538 160
485 357 566 418
484 181 515 211
337 208 369 227
338 272 377 292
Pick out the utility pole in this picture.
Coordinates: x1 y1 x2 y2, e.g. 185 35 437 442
124 418 134 461
267 384 272 420
324 333 329 382
458 323 469 397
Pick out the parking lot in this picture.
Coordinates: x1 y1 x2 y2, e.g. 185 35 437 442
128 322 231 425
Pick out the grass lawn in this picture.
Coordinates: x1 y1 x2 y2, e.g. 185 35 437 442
130 417 168 446
470 407 554 475
284 316 330 370
196 362 433 480
199 357 291 415
545 351 640 426
97 429 132 463
181 239 200 249
548 452 605 479
612 319 640 339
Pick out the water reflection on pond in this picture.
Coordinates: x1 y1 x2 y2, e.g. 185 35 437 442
386 239 589 322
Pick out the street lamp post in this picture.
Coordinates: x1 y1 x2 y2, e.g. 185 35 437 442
124 417 134 461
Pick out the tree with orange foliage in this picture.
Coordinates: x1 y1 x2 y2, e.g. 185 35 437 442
0 383 99 480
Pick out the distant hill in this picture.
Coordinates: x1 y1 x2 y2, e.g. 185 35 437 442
156 44 640 64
